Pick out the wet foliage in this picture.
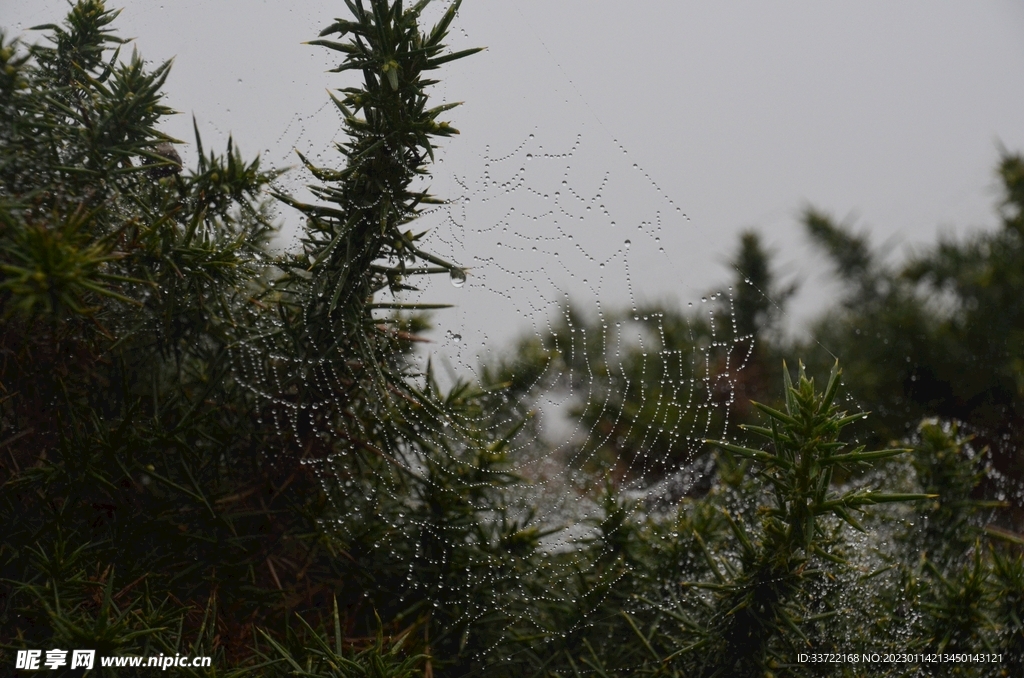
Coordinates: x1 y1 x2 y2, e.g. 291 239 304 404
2 2 1024 677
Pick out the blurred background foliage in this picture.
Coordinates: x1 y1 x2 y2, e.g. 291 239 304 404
2 2 1024 677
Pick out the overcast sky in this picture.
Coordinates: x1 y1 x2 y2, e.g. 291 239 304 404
4 1 1024 374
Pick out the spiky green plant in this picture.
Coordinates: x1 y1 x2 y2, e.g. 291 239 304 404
535 363 931 678
1 2 523 675
274 0 482 330
680 363 926 676
0 0 291 670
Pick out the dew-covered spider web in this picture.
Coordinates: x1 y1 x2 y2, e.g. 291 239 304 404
239 109 765 662
218 9 843 669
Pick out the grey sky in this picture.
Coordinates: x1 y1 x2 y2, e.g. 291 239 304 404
3 1 1024 376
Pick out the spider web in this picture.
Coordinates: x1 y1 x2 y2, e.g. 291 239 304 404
238 128 756 666
218 5 763 664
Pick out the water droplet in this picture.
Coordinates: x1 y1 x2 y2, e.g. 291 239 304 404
624 239 631 248
450 268 466 287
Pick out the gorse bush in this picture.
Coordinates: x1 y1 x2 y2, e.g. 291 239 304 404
1 0 283 667
0 1 522 675
489 369 1024 677
3 2 1024 677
